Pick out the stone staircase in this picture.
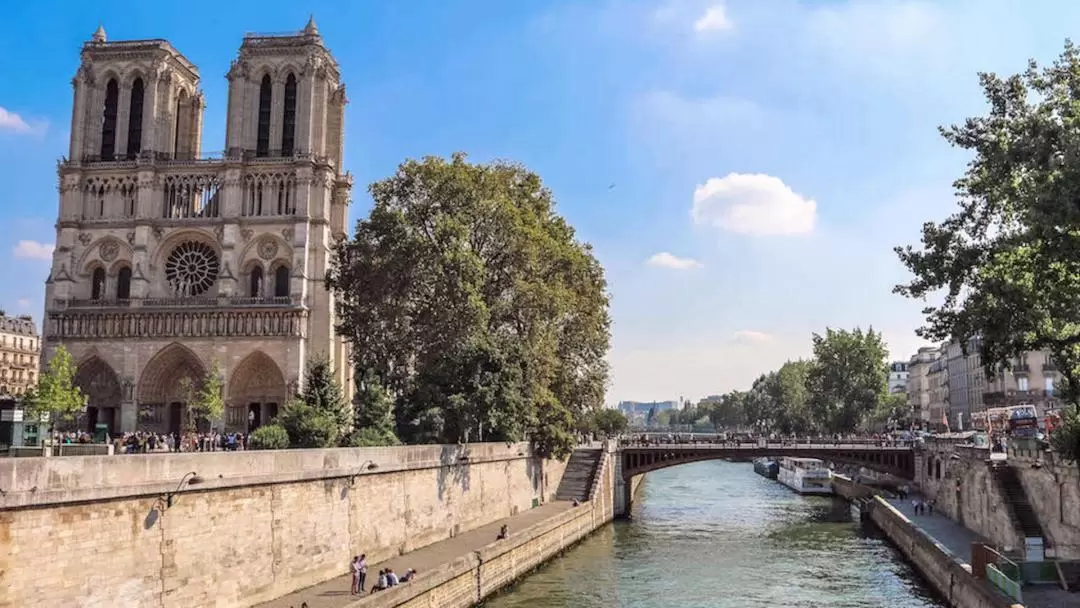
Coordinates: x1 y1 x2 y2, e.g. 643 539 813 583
990 463 1046 555
556 449 602 503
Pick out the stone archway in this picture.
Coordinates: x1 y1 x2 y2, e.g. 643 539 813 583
137 343 206 434
74 357 122 435
227 351 287 432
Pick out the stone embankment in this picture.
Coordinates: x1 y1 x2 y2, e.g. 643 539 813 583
0 442 584 608
832 476 1021 608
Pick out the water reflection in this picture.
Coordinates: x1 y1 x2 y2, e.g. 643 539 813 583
483 460 944 608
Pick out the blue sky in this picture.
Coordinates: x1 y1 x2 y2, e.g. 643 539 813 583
2 0 1079 403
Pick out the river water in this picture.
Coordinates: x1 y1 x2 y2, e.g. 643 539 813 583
484 460 945 608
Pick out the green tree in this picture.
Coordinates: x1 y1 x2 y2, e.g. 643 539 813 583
708 392 745 430
327 153 611 459
894 42 1080 458
592 408 628 436
178 360 224 432
278 398 339 448
248 424 289 450
25 345 86 436
348 367 399 446
805 327 889 433
302 357 351 434
769 360 816 435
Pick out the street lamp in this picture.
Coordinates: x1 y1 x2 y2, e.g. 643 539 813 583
162 471 204 509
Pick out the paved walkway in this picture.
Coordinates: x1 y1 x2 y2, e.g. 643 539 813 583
257 501 575 608
887 497 1075 608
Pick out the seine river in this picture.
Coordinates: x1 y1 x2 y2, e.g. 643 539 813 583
484 460 945 608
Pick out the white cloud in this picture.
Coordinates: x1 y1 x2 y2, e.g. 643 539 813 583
646 252 702 269
694 5 733 33
732 330 772 344
13 240 54 261
0 107 35 134
691 173 817 236
16 298 30 309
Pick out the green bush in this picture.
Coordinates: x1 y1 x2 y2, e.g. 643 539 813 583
1050 405 1080 462
248 424 290 450
342 426 400 448
278 398 339 448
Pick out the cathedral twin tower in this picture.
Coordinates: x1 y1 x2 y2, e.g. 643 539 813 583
45 19 352 435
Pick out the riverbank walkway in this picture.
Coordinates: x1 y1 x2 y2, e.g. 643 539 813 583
258 501 576 608
887 498 1073 608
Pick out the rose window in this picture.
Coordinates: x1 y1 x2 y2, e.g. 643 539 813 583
164 241 220 296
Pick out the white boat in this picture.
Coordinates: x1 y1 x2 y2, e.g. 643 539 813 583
777 457 833 495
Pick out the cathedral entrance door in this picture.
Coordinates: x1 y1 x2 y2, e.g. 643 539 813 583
248 403 262 431
100 407 116 436
168 403 184 435
86 407 99 433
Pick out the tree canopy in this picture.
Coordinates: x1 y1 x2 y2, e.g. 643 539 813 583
26 345 86 431
895 42 1080 401
893 42 1080 458
658 328 894 435
327 153 611 458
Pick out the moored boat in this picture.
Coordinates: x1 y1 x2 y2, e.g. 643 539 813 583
753 457 779 479
777 457 832 495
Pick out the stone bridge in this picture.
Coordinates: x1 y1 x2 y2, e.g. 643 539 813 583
613 443 915 516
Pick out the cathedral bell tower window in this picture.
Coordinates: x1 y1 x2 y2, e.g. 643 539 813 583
91 267 106 300
282 73 297 156
126 77 144 159
117 266 132 300
274 266 290 298
100 79 119 161
256 75 272 157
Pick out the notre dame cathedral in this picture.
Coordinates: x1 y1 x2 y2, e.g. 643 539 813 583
44 18 353 435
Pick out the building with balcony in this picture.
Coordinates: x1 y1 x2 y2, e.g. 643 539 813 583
981 350 1062 419
927 354 949 431
906 347 940 427
44 19 352 435
0 314 40 397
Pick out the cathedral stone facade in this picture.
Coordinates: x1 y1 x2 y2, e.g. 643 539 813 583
44 19 353 435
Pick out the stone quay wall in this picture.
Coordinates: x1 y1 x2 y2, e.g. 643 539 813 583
832 476 1019 608
350 449 616 608
0 442 569 608
1008 448 1080 558
917 440 1080 558
917 444 1022 553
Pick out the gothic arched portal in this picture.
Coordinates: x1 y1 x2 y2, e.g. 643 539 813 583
227 351 287 432
74 356 123 435
137 343 207 434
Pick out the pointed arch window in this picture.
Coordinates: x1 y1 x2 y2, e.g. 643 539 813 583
91 268 106 300
100 79 119 160
116 266 132 300
126 78 144 158
274 266 290 298
282 73 297 156
249 266 264 298
256 75 272 157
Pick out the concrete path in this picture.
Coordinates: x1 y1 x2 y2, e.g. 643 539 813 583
257 501 576 608
887 498 1075 608
886 497 984 564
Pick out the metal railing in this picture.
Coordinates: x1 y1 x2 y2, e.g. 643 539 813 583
983 545 1024 602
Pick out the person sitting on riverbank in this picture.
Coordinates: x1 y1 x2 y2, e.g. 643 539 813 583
370 570 388 594
496 524 509 540
386 568 400 587
401 568 417 583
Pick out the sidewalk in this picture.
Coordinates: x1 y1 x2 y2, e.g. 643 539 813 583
257 501 575 608
886 498 1074 608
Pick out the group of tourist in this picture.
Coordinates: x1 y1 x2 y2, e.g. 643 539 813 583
114 431 249 453
350 554 417 595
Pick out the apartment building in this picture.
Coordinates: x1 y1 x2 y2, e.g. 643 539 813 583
906 347 941 427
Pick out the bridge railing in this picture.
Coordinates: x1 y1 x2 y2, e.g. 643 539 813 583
618 439 913 450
